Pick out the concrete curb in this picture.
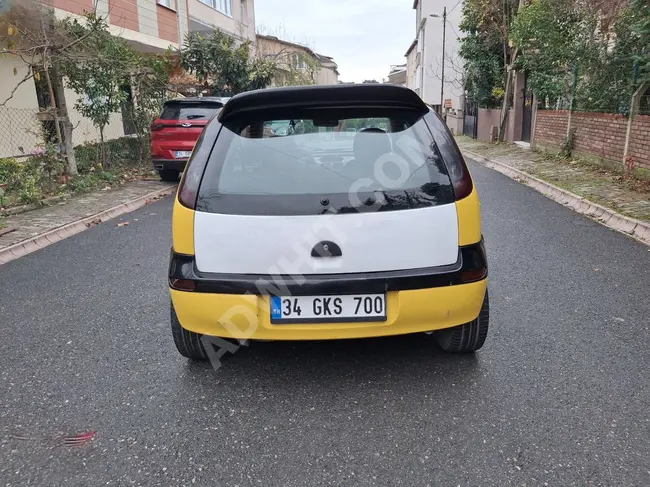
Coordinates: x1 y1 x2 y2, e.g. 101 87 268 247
463 150 650 247
0 185 177 266
0 193 72 217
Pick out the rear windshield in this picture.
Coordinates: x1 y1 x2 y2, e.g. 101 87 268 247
196 108 454 215
160 103 222 121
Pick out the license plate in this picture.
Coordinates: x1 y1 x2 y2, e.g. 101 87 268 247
270 294 386 324
175 151 192 158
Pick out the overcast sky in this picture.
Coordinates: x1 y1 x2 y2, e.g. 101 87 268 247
255 0 415 83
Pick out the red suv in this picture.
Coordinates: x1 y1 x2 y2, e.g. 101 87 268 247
151 97 229 181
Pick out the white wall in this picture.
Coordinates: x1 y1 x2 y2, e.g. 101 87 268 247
0 56 42 158
64 85 125 147
317 66 339 85
0 54 126 158
419 0 464 109
189 0 256 41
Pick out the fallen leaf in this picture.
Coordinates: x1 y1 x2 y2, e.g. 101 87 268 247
116 221 129 227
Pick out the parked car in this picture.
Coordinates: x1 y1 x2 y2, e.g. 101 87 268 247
168 84 488 361
150 97 229 181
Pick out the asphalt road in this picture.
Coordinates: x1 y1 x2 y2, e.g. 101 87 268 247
1 161 649 487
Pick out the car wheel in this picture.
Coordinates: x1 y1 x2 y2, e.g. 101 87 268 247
171 303 208 360
159 170 179 182
434 291 489 353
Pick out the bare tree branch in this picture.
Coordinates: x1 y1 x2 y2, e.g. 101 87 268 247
0 71 36 106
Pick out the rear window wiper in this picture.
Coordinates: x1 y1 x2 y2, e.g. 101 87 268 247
186 115 205 119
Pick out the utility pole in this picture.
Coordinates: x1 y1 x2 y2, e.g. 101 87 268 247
440 6 447 115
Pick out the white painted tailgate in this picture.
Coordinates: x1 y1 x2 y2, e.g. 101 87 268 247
194 204 459 275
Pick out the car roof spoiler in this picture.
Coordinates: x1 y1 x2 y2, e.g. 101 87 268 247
218 85 428 122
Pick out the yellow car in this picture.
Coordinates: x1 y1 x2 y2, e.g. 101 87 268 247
169 84 488 361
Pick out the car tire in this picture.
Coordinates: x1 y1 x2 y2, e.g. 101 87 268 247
159 170 179 182
434 291 489 353
171 303 208 360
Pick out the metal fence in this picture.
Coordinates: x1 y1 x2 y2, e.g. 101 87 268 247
0 105 153 172
0 107 43 159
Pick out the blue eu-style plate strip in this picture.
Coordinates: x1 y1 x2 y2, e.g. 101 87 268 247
270 296 282 320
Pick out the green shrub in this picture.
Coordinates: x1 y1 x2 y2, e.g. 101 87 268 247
74 144 99 173
74 135 143 172
19 176 41 203
0 157 24 191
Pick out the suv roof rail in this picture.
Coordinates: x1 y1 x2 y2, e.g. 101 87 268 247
165 97 229 105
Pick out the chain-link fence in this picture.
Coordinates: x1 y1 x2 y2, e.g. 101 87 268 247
0 107 44 160
0 103 159 209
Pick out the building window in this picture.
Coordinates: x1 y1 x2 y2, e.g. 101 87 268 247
158 0 174 8
292 54 307 70
200 0 232 16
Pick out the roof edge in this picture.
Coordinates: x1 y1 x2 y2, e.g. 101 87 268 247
405 38 418 57
218 85 428 122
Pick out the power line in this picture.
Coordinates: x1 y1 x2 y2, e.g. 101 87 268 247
448 0 463 15
447 20 460 40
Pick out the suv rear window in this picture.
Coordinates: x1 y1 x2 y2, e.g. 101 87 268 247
196 108 455 215
160 102 223 121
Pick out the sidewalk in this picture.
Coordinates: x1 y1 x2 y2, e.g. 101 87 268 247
0 180 176 261
456 136 650 225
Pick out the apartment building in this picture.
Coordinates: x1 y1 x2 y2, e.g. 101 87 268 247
0 0 255 157
406 0 463 112
189 0 255 41
256 35 339 86
387 64 407 86
45 0 189 50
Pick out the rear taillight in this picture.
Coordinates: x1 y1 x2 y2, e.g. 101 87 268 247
151 123 164 132
447 155 474 200
169 278 196 292
177 117 221 209
425 110 474 200
178 145 209 209
459 240 487 283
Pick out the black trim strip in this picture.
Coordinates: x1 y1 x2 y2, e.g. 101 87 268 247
169 239 487 295
272 316 388 325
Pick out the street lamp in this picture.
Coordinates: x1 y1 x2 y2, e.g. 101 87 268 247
430 7 447 115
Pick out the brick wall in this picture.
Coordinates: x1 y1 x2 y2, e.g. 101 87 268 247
534 110 650 171
534 110 569 146
628 115 650 171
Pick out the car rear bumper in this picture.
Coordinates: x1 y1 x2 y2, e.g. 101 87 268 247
168 240 488 340
170 279 487 340
152 159 187 172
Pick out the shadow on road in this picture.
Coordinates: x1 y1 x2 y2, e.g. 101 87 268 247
180 334 486 395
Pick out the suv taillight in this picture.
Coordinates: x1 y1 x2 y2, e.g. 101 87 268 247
151 123 164 132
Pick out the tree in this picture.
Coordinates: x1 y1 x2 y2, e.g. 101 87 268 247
128 54 174 164
267 49 320 86
180 29 276 96
511 0 646 114
511 0 590 104
630 0 650 80
458 0 521 138
0 0 90 174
